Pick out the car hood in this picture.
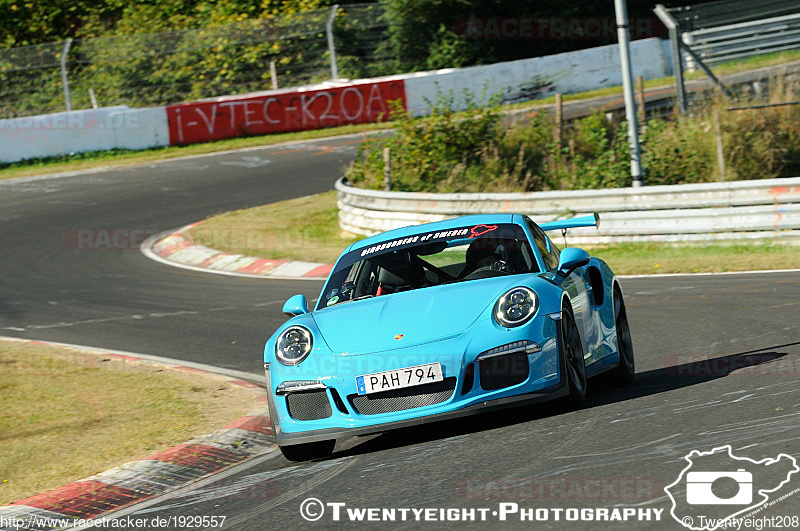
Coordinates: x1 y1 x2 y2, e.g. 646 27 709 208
311 277 520 355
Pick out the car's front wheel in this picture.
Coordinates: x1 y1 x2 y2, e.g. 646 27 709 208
279 440 335 462
560 304 587 407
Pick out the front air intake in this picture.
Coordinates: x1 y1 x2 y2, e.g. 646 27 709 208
479 352 530 390
286 390 333 420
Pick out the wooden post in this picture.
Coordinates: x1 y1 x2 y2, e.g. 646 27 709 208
383 147 392 191
89 88 98 109
270 60 278 90
637 75 645 124
554 94 563 148
714 110 725 181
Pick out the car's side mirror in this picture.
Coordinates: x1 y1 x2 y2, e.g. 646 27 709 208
282 294 309 316
557 248 590 277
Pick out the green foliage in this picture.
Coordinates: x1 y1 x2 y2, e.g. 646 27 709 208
346 87 800 193
641 116 717 185
375 0 669 73
723 103 800 180
0 0 751 118
0 1 385 117
553 113 633 189
0 0 126 46
424 24 472 70
0 4 388 117
347 90 554 193
0 0 735 82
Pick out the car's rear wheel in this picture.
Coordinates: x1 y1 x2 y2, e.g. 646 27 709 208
561 305 587 407
613 286 635 385
279 440 335 462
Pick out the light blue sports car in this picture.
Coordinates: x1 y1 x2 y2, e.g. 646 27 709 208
264 213 634 461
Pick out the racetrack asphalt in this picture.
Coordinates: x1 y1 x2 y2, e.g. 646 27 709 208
0 137 358 375
2 135 799 530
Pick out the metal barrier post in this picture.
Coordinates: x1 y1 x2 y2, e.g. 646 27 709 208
615 0 643 187
60 38 73 112
383 147 392 191
654 5 687 115
270 60 278 90
680 44 734 99
327 4 340 80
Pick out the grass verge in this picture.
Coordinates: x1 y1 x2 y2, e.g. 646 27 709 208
185 190 361 264
0 339 260 505
582 241 800 275
183 191 800 275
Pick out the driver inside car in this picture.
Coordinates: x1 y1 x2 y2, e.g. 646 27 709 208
460 238 508 278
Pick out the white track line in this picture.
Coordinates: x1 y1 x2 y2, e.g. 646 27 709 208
619 267 800 279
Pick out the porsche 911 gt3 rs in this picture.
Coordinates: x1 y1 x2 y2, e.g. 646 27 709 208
264 213 634 461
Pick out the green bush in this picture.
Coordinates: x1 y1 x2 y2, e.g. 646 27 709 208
348 91 509 192
346 85 800 193
642 116 717 185
552 113 633 190
723 103 800 180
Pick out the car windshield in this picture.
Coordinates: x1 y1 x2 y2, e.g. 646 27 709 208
317 223 539 310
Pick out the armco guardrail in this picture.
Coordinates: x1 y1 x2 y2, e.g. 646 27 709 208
336 177 800 243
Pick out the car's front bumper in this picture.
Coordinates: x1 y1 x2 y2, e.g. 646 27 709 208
265 314 569 446
265 365 568 445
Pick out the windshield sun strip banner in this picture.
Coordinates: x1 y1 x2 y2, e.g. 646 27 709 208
332 223 525 275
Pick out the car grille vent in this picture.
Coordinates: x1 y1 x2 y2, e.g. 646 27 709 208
461 363 475 395
329 388 349 415
286 390 333 421
479 352 530 390
349 377 457 416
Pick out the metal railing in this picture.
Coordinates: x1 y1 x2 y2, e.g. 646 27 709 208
667 0 800 32
682 13 800 70
654 2 800 114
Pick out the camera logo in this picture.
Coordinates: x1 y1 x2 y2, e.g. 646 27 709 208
686 469 752 505
665 445 799 531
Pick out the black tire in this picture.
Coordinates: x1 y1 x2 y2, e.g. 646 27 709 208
560 305 587 407
612 286 635 385
279 440 335 462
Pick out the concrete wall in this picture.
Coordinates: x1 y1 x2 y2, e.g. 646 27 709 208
0 106 169 163
403 37 672 114
1 38 672 161
164 80 405 145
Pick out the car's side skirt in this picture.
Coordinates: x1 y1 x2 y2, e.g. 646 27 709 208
585 356 620 379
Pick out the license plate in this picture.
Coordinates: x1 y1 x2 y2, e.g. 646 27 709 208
356 363 443 395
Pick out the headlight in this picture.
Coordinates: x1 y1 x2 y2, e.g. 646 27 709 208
494 287 538 327
276 326 313 365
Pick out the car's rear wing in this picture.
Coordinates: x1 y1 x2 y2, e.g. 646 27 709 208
538 213 600 232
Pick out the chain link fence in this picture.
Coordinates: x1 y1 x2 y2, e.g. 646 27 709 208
0 3 393 119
